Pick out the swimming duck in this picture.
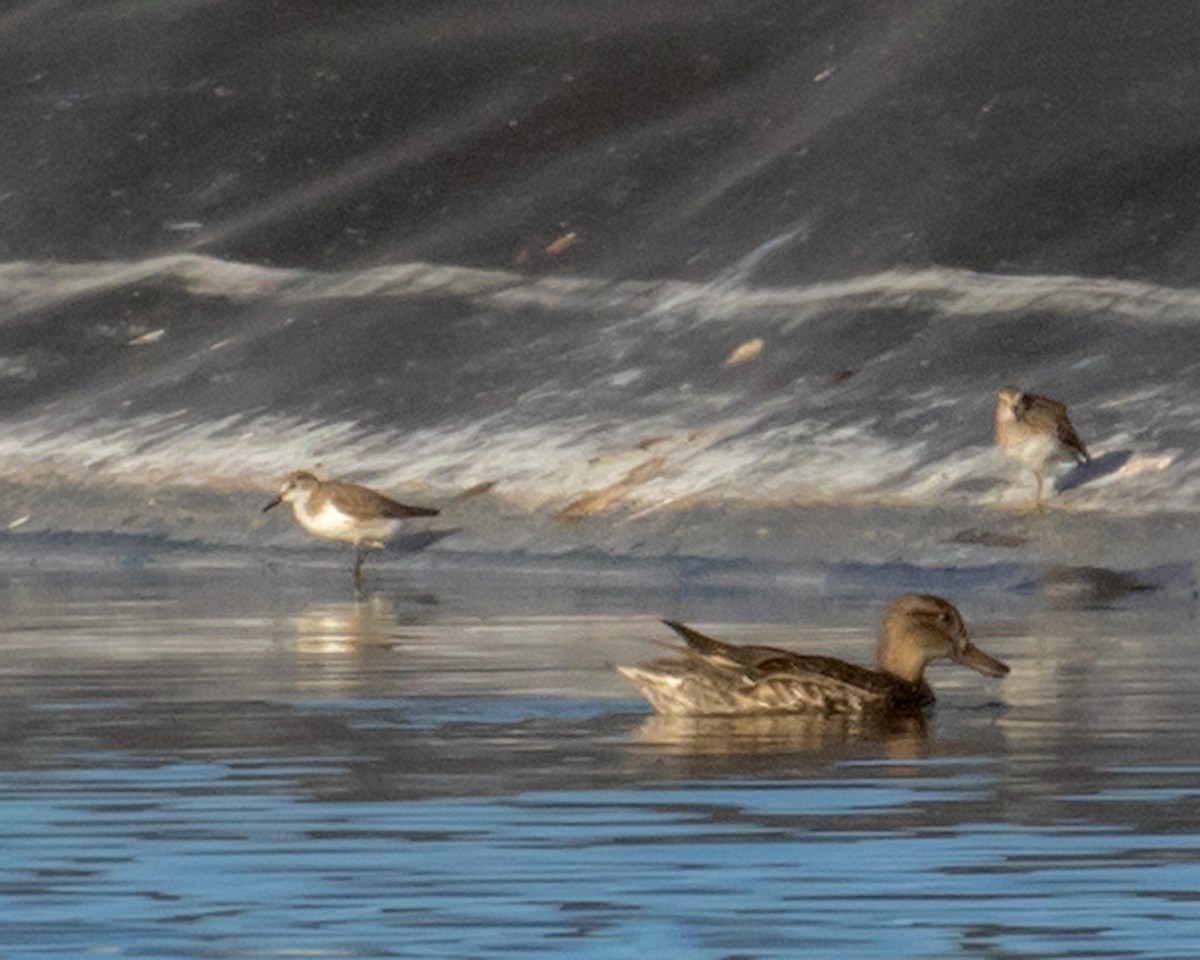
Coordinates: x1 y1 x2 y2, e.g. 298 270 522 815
994 387 1090 507
617 593 1009 717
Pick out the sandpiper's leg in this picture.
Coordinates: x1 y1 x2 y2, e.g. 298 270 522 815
1034 470 1045 512
353 548 368 598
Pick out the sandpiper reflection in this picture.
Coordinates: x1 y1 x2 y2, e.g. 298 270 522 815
293 595 401 653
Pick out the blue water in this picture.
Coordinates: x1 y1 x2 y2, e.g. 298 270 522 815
13 769 1197 958
4 5 1200 955
2 568 1199 958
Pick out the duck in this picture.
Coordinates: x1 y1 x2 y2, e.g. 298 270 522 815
994 386 1090 507
616 593 1009 717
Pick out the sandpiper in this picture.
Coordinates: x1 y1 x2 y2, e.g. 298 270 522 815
263 471 439 595
994 387 1090 507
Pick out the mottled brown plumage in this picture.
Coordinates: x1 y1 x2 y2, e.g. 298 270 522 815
617 594 1009 718
994 387 1090 505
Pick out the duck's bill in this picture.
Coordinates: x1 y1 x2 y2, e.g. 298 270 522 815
262 495 283 513
954 641 1010 677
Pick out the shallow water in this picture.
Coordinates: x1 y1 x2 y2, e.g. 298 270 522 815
1 565 1199 958
5 4 1200 955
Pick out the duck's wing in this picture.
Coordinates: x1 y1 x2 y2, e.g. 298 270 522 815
751 653 927 707
661 620 795 673
1016 393 1090 461
324 482 440 520
663 620 883 685
661 621 929 713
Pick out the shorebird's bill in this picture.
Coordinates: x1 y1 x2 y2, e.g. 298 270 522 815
262 494 283 513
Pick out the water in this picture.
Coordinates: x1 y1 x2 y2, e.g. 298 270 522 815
3 4 1200 954
2 565 1199 958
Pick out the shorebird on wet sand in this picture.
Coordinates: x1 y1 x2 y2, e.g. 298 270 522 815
616 593 1009 718
263 471 439 596
994 387 1090 508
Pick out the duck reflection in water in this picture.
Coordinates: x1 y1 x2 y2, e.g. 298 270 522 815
617 594 1009 719
630 711 929 760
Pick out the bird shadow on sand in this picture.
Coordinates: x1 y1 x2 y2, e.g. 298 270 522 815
390 528 460 552
1055 450 1133 493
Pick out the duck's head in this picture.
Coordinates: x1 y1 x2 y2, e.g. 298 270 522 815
875 593 1009 685
263 471 321 512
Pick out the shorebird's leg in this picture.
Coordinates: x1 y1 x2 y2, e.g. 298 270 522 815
353 548 368 598
1033 470 1045 513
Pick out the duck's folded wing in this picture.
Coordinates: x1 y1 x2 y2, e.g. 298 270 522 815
661 620 793 673
750 653 930 713
617 646 931 717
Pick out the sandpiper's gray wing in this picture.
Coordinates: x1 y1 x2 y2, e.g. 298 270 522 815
324 482 440 520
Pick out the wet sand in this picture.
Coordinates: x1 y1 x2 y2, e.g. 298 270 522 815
2 563 1199 957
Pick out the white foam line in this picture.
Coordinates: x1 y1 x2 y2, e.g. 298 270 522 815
5 254 1200 325
2 403 1191 516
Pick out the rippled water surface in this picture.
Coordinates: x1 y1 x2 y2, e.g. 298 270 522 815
2 565 1199 958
